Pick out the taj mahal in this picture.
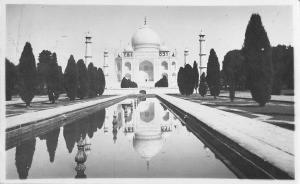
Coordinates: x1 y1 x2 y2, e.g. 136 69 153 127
84 18 206 88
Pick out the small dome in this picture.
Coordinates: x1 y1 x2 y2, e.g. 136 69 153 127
124 44 133 52
159 44 169 51
131 24 160 51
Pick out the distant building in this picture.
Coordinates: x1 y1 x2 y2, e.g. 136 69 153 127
105 18 178 88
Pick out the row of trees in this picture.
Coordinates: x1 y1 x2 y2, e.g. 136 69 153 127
222 14 293 105
6 42 106 106
37 50 64 103
177 61 199 96
64 56 105 100
223 48 293 101
177 13 293 106
177 54 220 98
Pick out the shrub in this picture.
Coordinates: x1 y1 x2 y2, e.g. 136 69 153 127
121 77 137 88
155 75 168 87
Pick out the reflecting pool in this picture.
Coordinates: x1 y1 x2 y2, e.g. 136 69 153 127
6 98 236 179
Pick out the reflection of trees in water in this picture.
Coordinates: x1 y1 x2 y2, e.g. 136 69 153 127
112 116 118 143
39 128 60 162
97 109 106 129
63 108 106 153
15 138 36 179
63 123 77 153
46 128 60 162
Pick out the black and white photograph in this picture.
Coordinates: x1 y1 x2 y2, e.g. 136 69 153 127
0 0 299 183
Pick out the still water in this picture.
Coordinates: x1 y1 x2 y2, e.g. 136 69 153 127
6 97 236 179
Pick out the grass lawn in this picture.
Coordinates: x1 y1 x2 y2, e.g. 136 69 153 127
169 93 294 130
6 95 115 117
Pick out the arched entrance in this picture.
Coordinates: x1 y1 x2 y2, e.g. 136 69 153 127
138 61 154 84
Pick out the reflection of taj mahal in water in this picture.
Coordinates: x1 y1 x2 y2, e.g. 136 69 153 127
85 18 179 88
103 98 179 168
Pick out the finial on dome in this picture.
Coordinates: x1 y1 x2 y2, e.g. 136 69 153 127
144 16 147 25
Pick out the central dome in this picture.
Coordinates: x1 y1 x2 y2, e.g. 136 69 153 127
131 24 160 51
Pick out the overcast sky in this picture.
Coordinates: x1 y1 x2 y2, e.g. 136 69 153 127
6 4 293 70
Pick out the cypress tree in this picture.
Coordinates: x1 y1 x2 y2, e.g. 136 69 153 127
57 66 64 94
97 68 105 96
198 72 207 97
77 59 88 99
283 46 293 89
87 63 97 97
222 50 246 101
177 67 184 95
64 55 78 101
192 61 199 93
18 42 37 107
37 50 52 94
242 14 273 106
46 52 60 103
183 64 194 96
206 49 220 99
93 66 98 95
6 58 18 101
272 45 294 94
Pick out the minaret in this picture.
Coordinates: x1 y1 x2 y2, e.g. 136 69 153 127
84 32 92 65
103 49 109 87
184 48 189 65
199 30 206 76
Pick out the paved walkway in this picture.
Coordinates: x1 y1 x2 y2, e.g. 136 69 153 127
219 91 294 103
170 93 294 130
6 95 127 130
